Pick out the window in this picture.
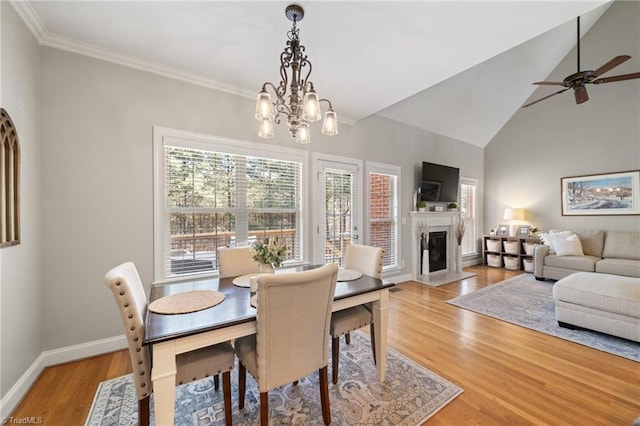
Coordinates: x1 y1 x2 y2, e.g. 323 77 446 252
1 108 20 248
460 177 478 256
154 128 306 281
367 162 400 270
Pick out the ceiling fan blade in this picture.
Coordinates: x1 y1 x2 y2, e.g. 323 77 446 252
592 72 640 84
522 88 570 108
592 55 631 77
574 86 589 104
533 81 565 86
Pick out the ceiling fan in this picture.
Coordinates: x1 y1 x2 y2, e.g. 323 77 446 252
523 16 640 108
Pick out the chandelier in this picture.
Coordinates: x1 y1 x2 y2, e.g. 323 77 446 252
254 4 338 144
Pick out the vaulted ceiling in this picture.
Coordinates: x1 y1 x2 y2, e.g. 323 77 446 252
14 1 619 147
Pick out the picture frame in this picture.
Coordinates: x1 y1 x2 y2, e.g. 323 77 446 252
561 170 640 216
496 224 509 236
517 225 530 237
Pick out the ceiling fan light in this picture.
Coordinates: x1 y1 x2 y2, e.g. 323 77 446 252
321 109 338 136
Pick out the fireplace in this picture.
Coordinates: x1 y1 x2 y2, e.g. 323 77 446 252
428 231 447 272
410 211 463 283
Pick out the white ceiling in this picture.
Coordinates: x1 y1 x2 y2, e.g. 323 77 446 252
14 1 617 147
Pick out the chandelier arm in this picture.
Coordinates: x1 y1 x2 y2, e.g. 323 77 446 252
300 58 313 90
319 98 334 110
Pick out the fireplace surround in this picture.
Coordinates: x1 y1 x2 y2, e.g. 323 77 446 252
410 211 463 284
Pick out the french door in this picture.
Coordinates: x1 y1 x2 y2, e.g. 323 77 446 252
314 157 362 267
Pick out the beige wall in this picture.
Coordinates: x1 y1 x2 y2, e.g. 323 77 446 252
485 1 640 233
1 3 43 399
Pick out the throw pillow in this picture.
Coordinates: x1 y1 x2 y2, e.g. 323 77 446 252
554 234 584 256
540 230 573 254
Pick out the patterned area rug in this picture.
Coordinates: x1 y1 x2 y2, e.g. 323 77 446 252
448 273 639 362
86 332 462 425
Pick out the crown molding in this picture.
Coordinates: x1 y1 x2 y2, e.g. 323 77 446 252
10 1 356 126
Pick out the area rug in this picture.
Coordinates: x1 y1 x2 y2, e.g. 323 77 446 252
448 274 640 362
86 331 462 425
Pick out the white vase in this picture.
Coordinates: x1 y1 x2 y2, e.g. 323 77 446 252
258 263 274 274
456 245 463 273
421 249 429 276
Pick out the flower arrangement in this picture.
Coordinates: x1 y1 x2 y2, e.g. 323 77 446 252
250 237 288 268
455 216 466 245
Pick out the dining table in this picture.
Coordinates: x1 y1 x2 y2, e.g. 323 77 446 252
144 265 395 426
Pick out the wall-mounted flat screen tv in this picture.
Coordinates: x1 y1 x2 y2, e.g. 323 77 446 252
420 161 460 203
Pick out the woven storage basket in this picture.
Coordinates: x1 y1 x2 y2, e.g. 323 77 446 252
487 254 501 267
486 239 501 252
523 258 534 272
503 241 519 254
504 255 520 270
524 242 538 256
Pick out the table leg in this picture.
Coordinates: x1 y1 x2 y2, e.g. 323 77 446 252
151 341 177 425
372 288 389 383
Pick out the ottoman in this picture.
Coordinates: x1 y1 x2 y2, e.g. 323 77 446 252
552 272 640 342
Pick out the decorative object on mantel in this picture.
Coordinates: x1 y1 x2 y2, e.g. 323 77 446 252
416 200 427 212
455 215 466 273
447 202 458 212
254 4 338 144
560 170 639 216
250 237 288 270
0 108 20 248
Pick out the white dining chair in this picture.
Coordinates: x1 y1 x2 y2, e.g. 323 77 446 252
217 246 261 278
103 261 235 426
234 263 339 425
330 244 384 384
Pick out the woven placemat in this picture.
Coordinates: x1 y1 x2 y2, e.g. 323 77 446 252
338 268 363 281
232 274 258 288
148 290 225 315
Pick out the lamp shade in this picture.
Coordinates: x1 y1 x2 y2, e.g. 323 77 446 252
503 208 525 221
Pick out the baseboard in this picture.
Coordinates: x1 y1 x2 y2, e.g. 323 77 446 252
41 335 127 367
0 335 127 418
388 272 412 283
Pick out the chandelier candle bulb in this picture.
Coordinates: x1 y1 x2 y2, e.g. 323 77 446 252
255 4 338 143
322 109 338 136
258 118 275 139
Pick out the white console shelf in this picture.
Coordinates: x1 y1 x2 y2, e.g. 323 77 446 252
409 211 463 284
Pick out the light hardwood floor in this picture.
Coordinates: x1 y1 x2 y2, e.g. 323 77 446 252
11 266 640 425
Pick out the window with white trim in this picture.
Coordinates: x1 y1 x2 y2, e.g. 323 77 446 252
460 177 478 256
154 128 306 281
367 162 400 270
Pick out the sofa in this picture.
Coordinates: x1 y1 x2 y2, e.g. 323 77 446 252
533 229 640 281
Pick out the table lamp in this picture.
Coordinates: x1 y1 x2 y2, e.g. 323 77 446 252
504 208 525 236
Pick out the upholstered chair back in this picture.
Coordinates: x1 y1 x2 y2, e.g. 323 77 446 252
255 263 338 391
217 246 261 278
344 244 384 278
103 261 151 401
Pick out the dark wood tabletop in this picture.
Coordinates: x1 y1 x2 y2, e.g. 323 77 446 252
144 266 394 346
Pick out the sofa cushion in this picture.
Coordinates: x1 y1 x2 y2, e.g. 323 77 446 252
549 229 605 258
544 254 599 272
596 258 640 278
602 231 640 261
554 234 584 256
540 231 573 254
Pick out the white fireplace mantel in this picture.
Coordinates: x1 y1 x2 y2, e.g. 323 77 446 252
409 211 462 284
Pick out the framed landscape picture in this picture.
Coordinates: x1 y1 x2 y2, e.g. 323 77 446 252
561 170 640 216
